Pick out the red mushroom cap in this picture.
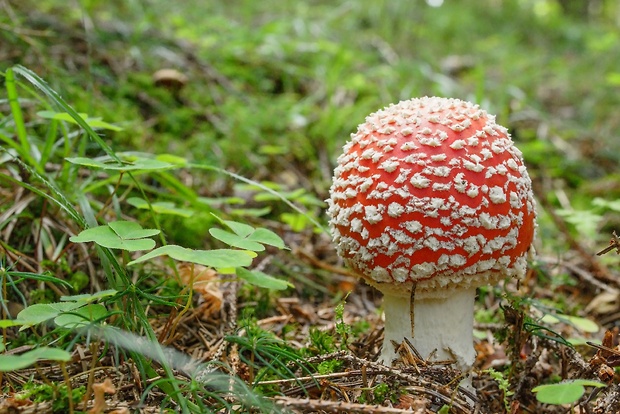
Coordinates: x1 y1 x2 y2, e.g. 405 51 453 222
327 97 536 299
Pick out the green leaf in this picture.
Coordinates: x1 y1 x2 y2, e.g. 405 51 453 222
532 380 606 405
86 118 122 130
259 144 288 155
606 72 620 86
66 156 175 171
229 207 272 217
70 226 155 251
127 245 254 268
0 347 72 372
155 153 188 165
281 212 312 232
0 320 25 328
555 209 602 239
253 188 325 207
209 228 265 251
541 313 599 333
593 197 620 212
108 220 160 239
247 228 286 249
37 110 123 131
209 217 286 250
16 302 82 329
197 196 246 207
60 289 117 303
65 157 109 169
567 337 591 346
127 197 194 217
54 304 108 328
222 219 254 238
70 221 159 251
236 267 292 290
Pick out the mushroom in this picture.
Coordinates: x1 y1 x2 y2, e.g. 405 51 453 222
327 97 536 371
153 68 189 97
153 69 189 87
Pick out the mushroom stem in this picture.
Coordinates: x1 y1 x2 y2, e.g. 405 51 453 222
380 287 477 372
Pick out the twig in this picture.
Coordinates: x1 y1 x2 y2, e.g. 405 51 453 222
272 396 416 414
545 337 591 374
596 231 620 256
296 248 359 278
303 350 350 364
269 350 475 412
537 255 617 294
337 353 475 411
593 384 620 413
257 369 370 386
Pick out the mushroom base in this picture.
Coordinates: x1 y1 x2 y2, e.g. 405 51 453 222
380 286 477 372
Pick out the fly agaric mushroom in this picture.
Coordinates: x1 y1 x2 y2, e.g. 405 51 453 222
327 96 536 371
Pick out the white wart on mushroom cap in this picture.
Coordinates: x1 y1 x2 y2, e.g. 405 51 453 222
327 97 536 299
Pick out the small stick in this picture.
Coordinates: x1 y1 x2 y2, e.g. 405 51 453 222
257 369 369 386
596 231 620 256
586 341 620 357
273 396 420 414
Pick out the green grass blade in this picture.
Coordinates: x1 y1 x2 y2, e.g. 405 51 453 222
191 163 328 233
39 117 59 167
10 65 121 164
4 68 37 170
0 152 85 227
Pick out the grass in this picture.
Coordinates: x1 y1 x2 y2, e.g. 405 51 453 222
0 65 291 412
2 0 620 412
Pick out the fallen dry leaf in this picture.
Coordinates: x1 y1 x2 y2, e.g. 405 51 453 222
397 393 430 412
585 290 620 315
88 378 116 414
0 395 33 410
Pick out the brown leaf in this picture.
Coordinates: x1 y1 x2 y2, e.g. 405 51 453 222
0 396 33 410
397 393 430 412
88 378 116 414
585 290 620 315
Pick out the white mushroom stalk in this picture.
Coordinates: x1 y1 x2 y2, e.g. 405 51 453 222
327 97 536 373
381 287 476 370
